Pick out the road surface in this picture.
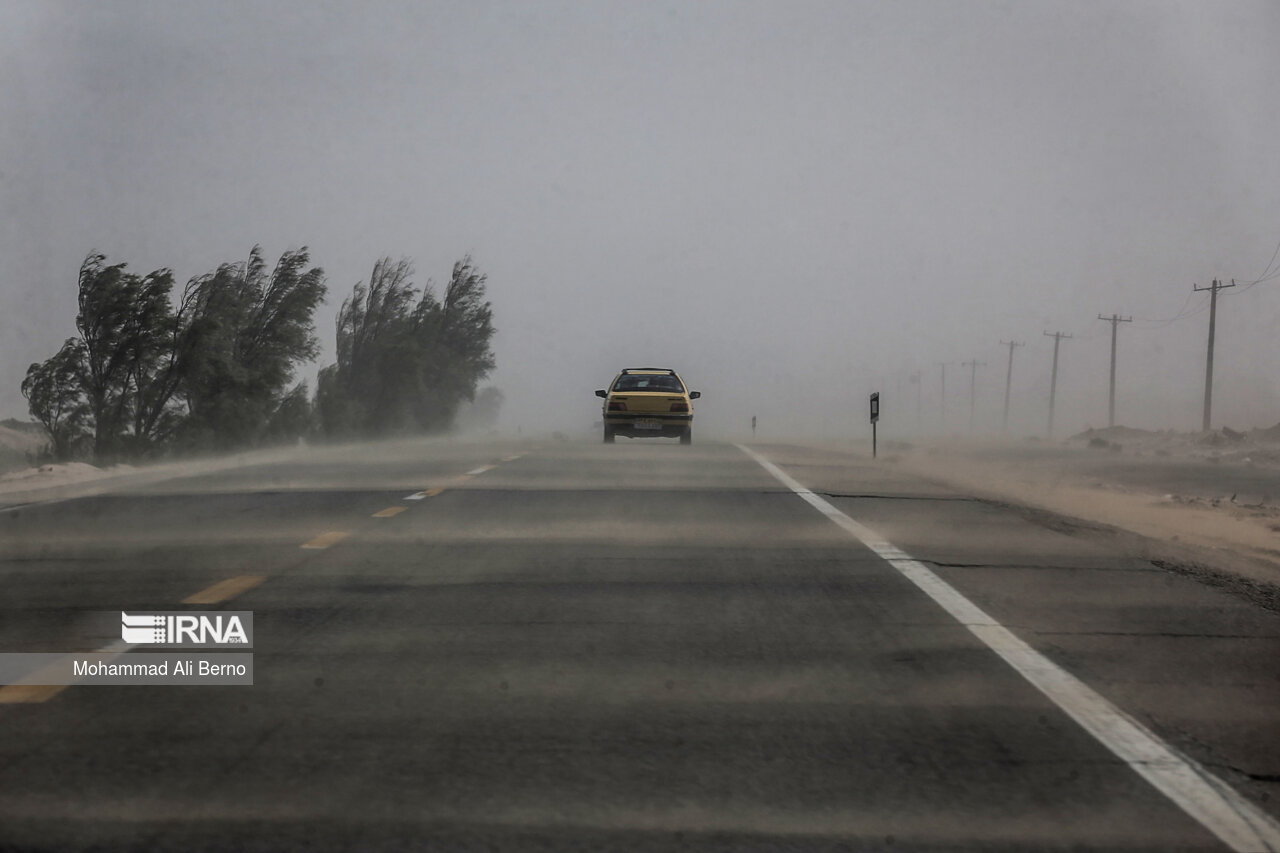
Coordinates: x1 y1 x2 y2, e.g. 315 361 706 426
1 439 1277 851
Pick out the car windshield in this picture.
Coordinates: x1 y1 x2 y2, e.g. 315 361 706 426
613 374 685 393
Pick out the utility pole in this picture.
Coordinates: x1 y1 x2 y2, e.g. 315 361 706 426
961 359 985 431
1097 314 1132 428
910 370 922 432
936 362 951 430
999 340 1024 433
1043 331 1073 438
1194 279 1234 431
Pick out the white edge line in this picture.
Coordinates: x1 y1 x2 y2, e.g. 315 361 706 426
0 497 77 516
403 492 427 501
465 465 494 476
736 442 1280 853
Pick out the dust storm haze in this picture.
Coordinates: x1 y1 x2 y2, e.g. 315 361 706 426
3 0 1279 443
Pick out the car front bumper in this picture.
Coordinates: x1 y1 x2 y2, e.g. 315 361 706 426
604 412 692 437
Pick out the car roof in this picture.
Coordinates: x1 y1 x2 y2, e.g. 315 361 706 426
619 367 677 375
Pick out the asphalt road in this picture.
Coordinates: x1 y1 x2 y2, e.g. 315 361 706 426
0 438 1277 852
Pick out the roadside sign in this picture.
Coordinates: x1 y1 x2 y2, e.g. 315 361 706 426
870 392 880 459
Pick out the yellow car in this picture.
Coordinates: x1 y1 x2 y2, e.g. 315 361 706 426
595 368 701 444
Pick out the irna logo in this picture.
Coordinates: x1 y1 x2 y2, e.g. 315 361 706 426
121 611 250 647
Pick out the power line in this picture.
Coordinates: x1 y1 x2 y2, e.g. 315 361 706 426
1228 271 1280 297
1222 233 1280 294
1132 290 1209 329
1251 235 1280 282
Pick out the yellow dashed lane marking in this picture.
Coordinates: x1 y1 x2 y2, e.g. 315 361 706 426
301 531 350 550
404 455 522 499
0 684 67 704
0 640 130 704
1 454 533 704
182 575 265 604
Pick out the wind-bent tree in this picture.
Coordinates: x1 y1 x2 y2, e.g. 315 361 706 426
24 247 326 462
324 256 419 434
21 338 90 460
74 254 178 461
317 255 496 436
176 246 326 449
410 257 496 430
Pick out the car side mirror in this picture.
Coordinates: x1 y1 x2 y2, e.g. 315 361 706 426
689 391 701 400
595 389 607 398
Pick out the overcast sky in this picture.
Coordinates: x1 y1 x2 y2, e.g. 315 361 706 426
3 0 1278 439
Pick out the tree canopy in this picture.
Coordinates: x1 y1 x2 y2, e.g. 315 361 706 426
24 248 327 462
317 255 496 436
177 246 326 449
24 247 498 463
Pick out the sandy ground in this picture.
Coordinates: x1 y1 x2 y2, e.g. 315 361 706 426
0 442 335 507
0 452 291 508
0 461 136 490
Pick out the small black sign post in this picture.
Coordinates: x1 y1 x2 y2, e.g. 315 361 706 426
870 392 880 459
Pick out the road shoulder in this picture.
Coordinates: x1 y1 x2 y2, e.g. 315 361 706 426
793 440 1280 615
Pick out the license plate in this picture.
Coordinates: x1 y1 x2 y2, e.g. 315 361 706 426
633 419 662 430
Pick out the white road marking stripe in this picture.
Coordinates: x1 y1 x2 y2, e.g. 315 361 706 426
0 498 76 516
404 492 428 500
737 443 1280 853
465 465 494 476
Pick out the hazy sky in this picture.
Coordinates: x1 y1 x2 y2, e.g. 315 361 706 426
3 0 1278 439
